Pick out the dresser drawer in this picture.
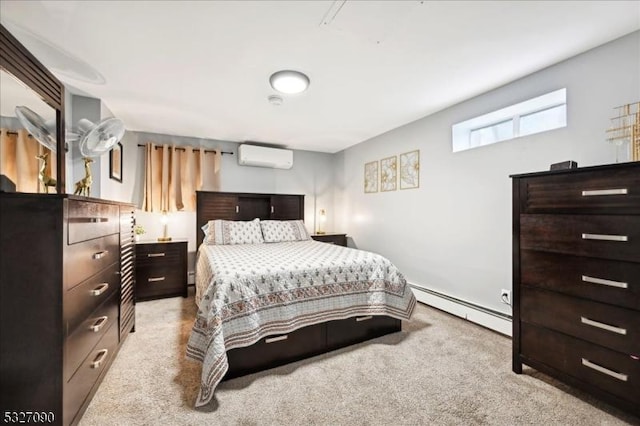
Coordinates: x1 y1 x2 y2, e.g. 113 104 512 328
521 250 640 310
521 323 639 405
63 320 118 426
64 292 118 382
64 263 119 333
326 315 401 351
65 233 119 289
521 287 640 355
136 265 185 300
520 167 640 214
67 200 119 244
520 214 640 262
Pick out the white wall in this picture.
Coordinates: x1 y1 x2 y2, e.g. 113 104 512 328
334 31 640 316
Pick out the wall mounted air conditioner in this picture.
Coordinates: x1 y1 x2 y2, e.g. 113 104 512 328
238 144 293 169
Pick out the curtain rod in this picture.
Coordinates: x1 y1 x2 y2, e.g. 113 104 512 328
3 130 33 138
137 144 233 155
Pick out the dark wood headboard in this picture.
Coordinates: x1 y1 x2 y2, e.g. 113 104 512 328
196 191 305 247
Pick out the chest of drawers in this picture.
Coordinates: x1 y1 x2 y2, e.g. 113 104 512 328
511 163 640 416
0 194 135 425
135 240 187 301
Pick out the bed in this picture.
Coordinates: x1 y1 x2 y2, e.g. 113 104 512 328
186 191 416 407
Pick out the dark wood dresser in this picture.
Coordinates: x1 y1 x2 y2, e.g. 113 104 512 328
135 240 188 301
311 233 347 247
0 194 135 425
511 162 639 416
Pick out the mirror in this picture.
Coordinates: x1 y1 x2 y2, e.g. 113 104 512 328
0 23 66 193
0 69 58 193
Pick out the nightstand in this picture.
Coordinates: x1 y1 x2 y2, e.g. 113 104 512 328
311 233 347 247
135 240 188 301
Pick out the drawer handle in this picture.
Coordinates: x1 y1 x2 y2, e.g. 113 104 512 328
90 283 109 296
147 253 166 257
581 233 628 242
356 316 373 322
271 206 274 214
235 205 239 213
92 250 109 260
148 276 166 282
90 217 109 223
580 316 627 335
581 275 628 289
89 316 108 333
91 349 109 369
581 358 628 382
581 188 628 197
265 335 288 344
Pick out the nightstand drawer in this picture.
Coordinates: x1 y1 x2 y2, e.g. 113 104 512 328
521 287 639 354
520 214 640 262
67 200 120 244
520 168 640 214
136 242 184 267
521 323 640 405
136 266 186 300
520 250 640 310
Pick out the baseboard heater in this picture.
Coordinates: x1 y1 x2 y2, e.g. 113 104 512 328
409 283 512 336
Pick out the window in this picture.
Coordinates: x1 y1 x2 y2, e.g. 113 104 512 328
452 88 567 152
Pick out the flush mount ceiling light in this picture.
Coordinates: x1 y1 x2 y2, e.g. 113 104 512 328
269 70 310 94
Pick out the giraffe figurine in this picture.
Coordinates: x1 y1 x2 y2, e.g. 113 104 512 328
36 153 57 193
74 157 94 197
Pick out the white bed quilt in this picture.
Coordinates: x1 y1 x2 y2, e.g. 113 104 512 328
186 240 416 407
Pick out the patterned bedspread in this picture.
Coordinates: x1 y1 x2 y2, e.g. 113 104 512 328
186 240 416 407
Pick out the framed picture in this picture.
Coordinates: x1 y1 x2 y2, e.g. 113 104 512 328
400 150 419 190
109 142 123 182
364 161 378 193
380 155 397 191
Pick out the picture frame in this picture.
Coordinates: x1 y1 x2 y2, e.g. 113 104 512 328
109 142 123 182
399 150 419 190
380 155 397 192
364 161 378 193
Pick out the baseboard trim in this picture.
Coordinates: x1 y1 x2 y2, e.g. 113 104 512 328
409 283 512 337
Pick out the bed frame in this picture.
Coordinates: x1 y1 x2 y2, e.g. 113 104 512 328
196 190 402 379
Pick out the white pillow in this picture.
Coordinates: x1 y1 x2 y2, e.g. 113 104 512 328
204 218 264 245
260 220 310 243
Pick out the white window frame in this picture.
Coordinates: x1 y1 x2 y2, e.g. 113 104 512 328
452 88 567 153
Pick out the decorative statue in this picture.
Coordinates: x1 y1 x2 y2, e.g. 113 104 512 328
74 157 94 197
36 153 57 193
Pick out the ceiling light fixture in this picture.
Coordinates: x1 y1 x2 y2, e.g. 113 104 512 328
269 70 310 94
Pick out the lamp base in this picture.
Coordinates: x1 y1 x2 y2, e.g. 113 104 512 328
157 236 172 242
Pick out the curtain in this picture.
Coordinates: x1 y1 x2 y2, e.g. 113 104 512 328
142 143 220 212
0 128 56 192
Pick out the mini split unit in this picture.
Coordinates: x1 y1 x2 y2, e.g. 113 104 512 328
238 144 293 169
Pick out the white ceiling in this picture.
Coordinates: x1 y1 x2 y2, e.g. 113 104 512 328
1 1 639 153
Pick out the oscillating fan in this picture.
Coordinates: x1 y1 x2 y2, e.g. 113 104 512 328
75 117 125 157
14 105 57 151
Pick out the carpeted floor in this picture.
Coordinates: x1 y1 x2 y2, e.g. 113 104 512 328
80 289 639 425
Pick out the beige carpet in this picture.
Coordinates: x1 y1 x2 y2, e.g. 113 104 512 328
80 289 638 425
